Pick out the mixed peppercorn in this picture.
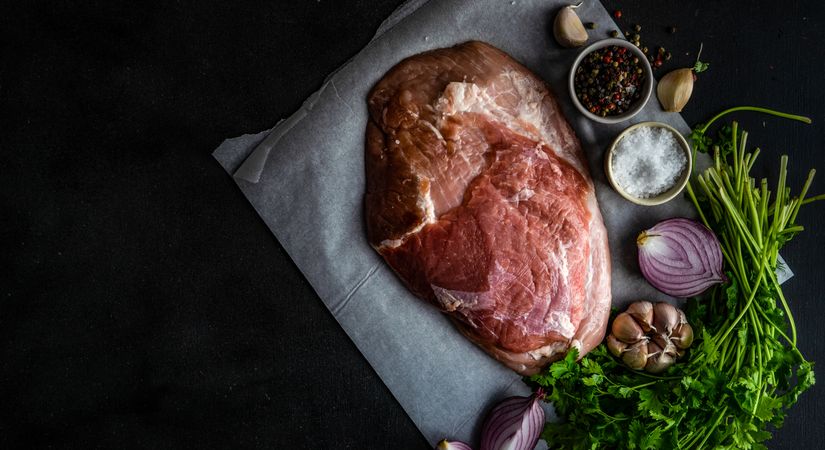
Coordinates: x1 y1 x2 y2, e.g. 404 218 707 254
574 45 645 117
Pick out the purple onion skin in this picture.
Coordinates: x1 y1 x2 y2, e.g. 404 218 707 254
436 439 474 450
479 392 544 450
637 218 726 298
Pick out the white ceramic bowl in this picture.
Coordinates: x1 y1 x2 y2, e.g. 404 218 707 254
604 121 693 206
568 38 653 124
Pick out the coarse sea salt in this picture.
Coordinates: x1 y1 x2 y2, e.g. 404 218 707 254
612 126 686 198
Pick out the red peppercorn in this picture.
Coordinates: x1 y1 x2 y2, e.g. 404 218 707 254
614 10 622 19
603 56 612 64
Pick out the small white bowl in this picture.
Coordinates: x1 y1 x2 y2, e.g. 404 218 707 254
604 122 693 206
568 38 653 124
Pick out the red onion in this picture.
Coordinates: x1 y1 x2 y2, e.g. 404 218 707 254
436 439 474 450
479 390 544 450
637 218 726 297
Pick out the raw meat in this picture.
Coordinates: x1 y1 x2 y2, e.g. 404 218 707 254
364 41 611 375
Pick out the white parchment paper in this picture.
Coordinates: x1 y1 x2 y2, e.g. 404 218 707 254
212 0 790 446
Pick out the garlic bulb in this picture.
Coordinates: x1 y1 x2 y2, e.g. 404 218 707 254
607 301 693 373
656 68 694 112
553 3 588 48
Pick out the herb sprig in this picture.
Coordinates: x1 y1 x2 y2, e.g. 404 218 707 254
530 108 819 449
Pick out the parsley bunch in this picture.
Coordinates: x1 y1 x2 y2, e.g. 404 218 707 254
530 107 820 449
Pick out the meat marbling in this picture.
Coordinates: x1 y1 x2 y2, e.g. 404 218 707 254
364 41 611 375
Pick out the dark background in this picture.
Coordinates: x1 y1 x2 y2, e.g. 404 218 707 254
2 0 823 448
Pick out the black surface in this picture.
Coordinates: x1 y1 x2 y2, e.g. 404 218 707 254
2 1 824 448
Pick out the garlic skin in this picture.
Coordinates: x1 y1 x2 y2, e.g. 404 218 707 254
653 302 680 335
607 334 628 357
657 68 694 112
612 312 645 343
626 301 654 332
671 322 694 349
606 301 693 373
553 4 588 48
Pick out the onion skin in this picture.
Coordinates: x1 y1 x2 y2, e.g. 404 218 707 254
637 218 726 297
436 439 474 450
479 392 544 450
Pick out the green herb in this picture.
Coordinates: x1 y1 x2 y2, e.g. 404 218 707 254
530 107 820 449
692 42 709 74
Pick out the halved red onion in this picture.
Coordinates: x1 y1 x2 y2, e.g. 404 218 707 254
479 390 544 450
436 439 474 450
637 218 726 297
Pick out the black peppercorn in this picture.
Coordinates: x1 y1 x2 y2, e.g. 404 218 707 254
573 45 646 117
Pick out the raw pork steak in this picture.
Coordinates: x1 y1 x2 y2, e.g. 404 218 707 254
365 41 611 375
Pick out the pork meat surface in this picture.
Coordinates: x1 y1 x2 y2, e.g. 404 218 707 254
364 41 611 375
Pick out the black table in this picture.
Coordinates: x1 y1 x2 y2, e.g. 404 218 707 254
3 1 823 448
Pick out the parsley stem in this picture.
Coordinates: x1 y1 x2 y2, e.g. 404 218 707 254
694 405 728 449
699 106 811 135
715 251 768 349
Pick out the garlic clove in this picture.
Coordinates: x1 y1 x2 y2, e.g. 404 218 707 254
622 341 649 370
647 340 663 357
553 4 588 48
645 351 675 374
671 323 694 349
607 334 628 357
612 312 645 343
663 341 679 358
626 301 655 332
653 302 680 336
652 333 670 352
657 68 694 112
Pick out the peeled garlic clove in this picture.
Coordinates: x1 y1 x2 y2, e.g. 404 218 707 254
657 68 694 112
671 323 694 349
622 341 649 370
553 4 588 48
653 302 680 336
612 312 645 343
626 301 655 332
436 440 473 450
607 334 628 357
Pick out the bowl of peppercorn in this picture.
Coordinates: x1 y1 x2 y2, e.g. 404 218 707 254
569 38 653 124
